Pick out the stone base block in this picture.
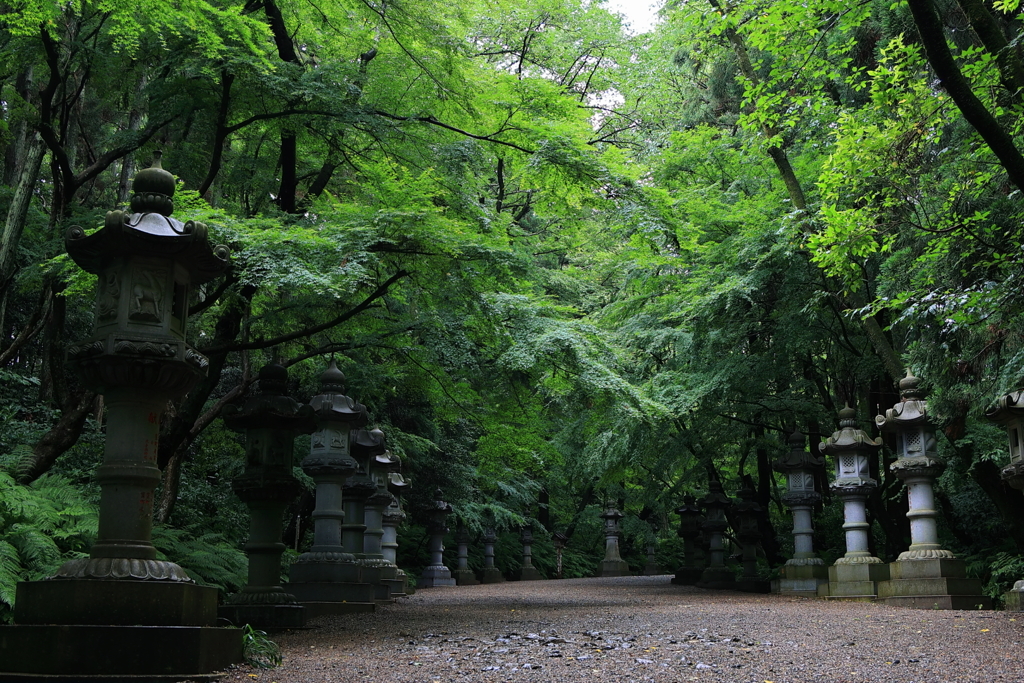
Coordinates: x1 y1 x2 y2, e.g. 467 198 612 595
218 604 305 630
518 567 544 581
671 568 704 586
300 601 376 618
775 563 828 597
384 577 408 596
419 567 456 587
0 624 241 677
822 563 890 601
642 563 662 576
878 558 991 610
697 567 735 590
453 569 480 586
599 559 631 577
15 579 218 626
374 583 393 604
1004 590 1024 611
286 580 377 608
288 561 362 584
481 568 506 584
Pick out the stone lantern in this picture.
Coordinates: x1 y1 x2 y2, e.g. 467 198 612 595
518 525 544 581
987 389 1024 609
452 521 480 585
382 467 411 595
696 480 734 589
286 359 376 615
875 372 989 609
672 495 705 586
481 525 505 583
420 489 456 587
819 405 888 601
772 430 827 596
1 154 239 679
598 506 631 576
220 363 316 629
642 523 662 576
362 444 400 601
734 485 769 592
552 532 568 579
348 428 390 601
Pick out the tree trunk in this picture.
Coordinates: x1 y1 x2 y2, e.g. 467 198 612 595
907 0 1024 192
21 387 96 483
0 136 46 330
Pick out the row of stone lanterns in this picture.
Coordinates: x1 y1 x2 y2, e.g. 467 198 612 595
216 360 419 629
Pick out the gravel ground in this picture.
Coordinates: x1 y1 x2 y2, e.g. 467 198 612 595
222 575 1022 683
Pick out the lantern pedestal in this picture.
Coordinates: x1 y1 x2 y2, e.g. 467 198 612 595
696 482 734 590
774 562 828 597
822 561 890 601
1004 581 1024 610
877 557 990 609
481 527 505 583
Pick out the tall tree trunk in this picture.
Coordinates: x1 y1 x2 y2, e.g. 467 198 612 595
908 0 1024 192
0 136 46 331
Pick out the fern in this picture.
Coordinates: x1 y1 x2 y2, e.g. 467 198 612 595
0 472 98 623
152 525 247 598
0 444 35 479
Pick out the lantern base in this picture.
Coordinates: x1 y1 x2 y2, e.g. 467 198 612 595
14 579 217 626
453 568 480 585
599 559 631 577
877 558 991 610
696 567 735 589
774 563 828 597
0 624 241 678
419 566 456 587
1003 585 1024 610
285 580 377 610
821 562 890 600
481 567 506 583
517 566 544 581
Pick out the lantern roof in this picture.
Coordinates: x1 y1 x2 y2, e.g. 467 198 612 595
986 389 1024 427
820 405 881 456
222 363 316 433
773 430 824 473
876 371 934 431
65 153 229 284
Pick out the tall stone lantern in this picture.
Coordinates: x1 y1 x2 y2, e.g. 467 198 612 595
772 430 828 596
362 444 400 601
819 405 888 601
286 359 377 615
734 486 769 592
452 521 480 585
696 480 734 589
987 388 1024 609
518 525 544 581
642 523 662 576
672 495 705 585
598 506 631 576
481 525 505 583
348 428 390 601
382 467 411 596
420 489 457 587
875 372 989 609
220 363 316 629
2 154 239 679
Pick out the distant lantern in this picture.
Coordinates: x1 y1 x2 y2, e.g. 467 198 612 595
986 389 1024 490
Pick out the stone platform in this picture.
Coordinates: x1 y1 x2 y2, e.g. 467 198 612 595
821 562 890 601
877 557 991 610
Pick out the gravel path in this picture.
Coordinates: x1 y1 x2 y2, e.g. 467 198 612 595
222 576 1021 682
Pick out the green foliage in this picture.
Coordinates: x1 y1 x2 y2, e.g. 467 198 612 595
0 472 97 622
242 624 282 669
